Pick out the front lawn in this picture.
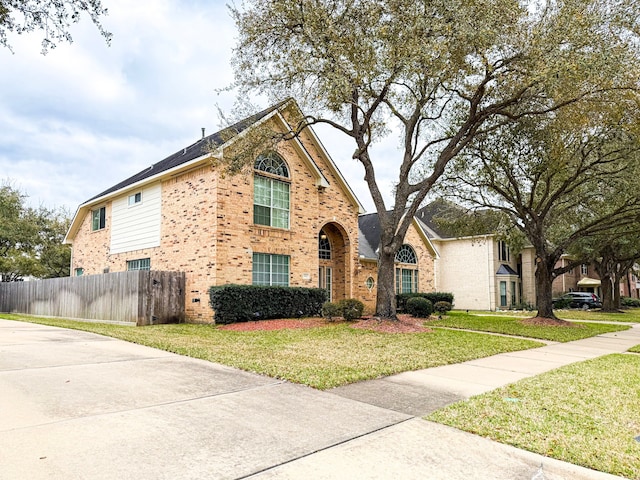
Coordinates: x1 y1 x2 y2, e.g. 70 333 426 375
467 308 640 323
0 314 542 389
428 354 640 479
428 311 630 342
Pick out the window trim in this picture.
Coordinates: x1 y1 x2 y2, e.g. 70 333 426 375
128 192 142 206
252 253 290 286
126 258 151 271
91 206 106 231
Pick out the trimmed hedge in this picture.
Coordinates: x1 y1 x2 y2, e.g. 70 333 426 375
434 301 452 313
397 292 454 312
321 298 365 321
406 297 433 318
209 285 328 324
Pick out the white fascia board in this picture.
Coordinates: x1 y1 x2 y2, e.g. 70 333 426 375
412 218 440 259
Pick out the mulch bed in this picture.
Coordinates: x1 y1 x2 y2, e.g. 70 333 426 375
217 314 432 333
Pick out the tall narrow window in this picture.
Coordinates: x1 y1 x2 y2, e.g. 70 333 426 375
581 264 589 275
252 253 290 286
500 281 507 307
91 206 106 231
511 281 517 306
498 241 510 262
319 266 332 301
254 153 290 229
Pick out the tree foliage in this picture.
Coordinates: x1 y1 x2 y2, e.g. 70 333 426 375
439 105 640 318
228 0 640 318
0 0 111 53
0 182 71 281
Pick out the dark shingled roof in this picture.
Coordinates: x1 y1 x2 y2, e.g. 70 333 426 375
85 99 291 203
497 264 518 275
358 213 382 259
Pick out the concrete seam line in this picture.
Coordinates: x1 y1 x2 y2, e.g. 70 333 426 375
234 417 416 480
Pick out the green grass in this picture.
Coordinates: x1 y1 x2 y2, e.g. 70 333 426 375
427 354 640 479
629 344 640 353
429 311 630 342
466 308 640 323
0 314 542 389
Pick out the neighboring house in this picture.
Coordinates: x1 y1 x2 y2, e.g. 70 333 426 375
64 99 438 321
415 201 537 311
355 213 438 312
552 258 602 297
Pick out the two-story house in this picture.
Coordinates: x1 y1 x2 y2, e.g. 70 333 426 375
64 99 438 321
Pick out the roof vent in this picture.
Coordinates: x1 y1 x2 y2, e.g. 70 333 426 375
201 127 206 139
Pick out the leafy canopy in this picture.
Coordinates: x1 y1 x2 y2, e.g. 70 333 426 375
0 0 111 53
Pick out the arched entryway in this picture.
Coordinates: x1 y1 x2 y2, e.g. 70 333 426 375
318 223 349 302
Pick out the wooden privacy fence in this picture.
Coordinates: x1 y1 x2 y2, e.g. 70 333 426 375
0 271 185 326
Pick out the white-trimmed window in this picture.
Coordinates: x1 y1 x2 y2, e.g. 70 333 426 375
127 258 151 271
395 244 419 294
581 264 589 275
252 253 289 286
91 207 106 231
254 153 290 229
128 192 142 206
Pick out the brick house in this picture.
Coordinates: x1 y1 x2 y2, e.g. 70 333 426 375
64 99 437 321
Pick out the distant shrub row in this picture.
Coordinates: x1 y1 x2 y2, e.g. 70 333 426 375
209 285 327 324
396 292 454 312
622 297 640 308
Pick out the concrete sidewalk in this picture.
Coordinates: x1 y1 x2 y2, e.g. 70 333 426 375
1 319 638 480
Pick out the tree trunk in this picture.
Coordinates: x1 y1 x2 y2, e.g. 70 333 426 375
375 249 397 319
600 275 615 311
613 272 623 310
535 259 557 319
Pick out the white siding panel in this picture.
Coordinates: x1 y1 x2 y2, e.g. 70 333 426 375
110 183 162 254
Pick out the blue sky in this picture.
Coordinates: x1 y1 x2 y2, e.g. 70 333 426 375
0 0 398 214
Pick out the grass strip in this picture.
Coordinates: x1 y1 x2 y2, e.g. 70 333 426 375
428 312 630 342
0 314 541 389
427 354 640 479
629 344 640 353
467 309 640 323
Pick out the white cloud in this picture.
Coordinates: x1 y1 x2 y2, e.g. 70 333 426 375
0 0 401 213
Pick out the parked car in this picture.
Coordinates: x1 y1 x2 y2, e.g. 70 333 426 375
552 292 602 310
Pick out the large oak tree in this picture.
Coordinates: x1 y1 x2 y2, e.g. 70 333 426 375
438 108 640 319
228 0 640 318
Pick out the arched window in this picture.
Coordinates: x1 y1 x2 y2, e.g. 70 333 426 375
319 229 331 259
395 244 417 264
254 152 289 177
395 244 418 294
254 152 290 229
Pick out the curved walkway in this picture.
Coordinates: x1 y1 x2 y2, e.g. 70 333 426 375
1 319 638 480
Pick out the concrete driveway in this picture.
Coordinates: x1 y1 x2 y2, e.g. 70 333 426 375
0 319 629 480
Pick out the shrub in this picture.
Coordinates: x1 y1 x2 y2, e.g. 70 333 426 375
433 301 452 314
396 292 454 312
338 298 365 321
321 302 342 321
622 297 640 308
209 285 328 324
406 297 433 318
553 297 572 309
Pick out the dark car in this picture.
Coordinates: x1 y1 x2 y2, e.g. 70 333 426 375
552 292 602 310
